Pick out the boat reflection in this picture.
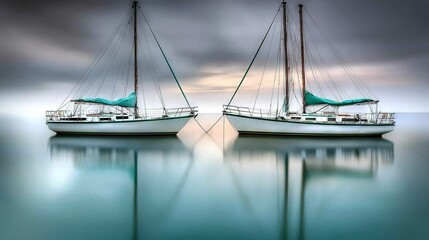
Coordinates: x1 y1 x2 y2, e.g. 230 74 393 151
226 136 394 239
49 135 193 240
229 136 394 176
48 135 394 239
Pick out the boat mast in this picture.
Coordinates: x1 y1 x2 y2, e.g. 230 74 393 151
282 0 289 113
299 4 306 113
133 1 139 118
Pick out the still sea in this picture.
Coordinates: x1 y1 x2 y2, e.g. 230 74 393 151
0 113 428 240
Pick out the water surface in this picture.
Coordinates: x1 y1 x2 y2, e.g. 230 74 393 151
0 114 428 240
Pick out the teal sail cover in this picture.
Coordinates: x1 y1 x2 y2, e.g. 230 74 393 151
305 91 374 106
73 92 137 108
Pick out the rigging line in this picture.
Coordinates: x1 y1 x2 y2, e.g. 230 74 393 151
139 23 167 110
139 39 164 107
80 13 131 98
303 8 374 99
310 105 328 114
289 16 304 101
283 16 293 113
124 35 134 97
300 25 318 97
284 6 298 110
227 4 282 107
314 53 344 100
276 36 282 115
94 17 131 98
305 38 325 98
194 117 208 133
139 8 192 108
135 35 149 115
137 40 149 116
269 41 281 116
140 23 165 104
269 56 277 115
331 44 367 98
137 40 148 118
345 60 375 98
302 8 351 93
310 52 341 100
317 27 375 99
111 20 132 99
252 13 280 114
122 27 133 97
75 10 131 99
304 21 344 100
110 17 132 98
81 32 122 98
311 48 346 100
70 11 130 103
330 44 368 97
58 8 131 110
120 25 133 97
286 7 303 110
304 23 337 100
281 6 287 114
113 22 133 99
292 88 302 109
304 40 319 95
206 114 225 133
303 44 314 95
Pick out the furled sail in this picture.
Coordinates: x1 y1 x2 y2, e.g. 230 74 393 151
72 92 137 108
305 91 374 107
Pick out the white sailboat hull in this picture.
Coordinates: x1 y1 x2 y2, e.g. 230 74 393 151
226 114 394 137
47 116 194 135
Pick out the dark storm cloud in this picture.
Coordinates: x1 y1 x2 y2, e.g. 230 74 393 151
0 0 125 89
0 0 122 51
304 0 429 63
0 0 428 94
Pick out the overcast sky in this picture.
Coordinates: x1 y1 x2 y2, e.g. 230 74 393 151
0 0 428 114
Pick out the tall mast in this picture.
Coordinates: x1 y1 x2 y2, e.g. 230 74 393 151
299 4 306 113
133 1 139 118
282 0 289 113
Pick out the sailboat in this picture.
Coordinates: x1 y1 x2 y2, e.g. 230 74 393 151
223 1 395 136
45 1 197 135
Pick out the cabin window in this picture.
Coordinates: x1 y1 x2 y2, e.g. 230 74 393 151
291 117 301 120
61 117 86 121
328 118 336 121
99 117 112 121
116 116 129 120
305 117 316 121
342 118 355 122
72 117 87 121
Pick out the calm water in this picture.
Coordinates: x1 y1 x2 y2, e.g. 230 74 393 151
0 113 428 240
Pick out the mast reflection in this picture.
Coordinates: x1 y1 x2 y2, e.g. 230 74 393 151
48 135 394 239
226 136 394 240
49 135 193 240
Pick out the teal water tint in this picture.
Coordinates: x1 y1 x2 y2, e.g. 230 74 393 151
0 114 428 239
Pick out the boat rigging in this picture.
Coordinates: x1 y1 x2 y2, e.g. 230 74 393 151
223 1 395 136
46 1 197 135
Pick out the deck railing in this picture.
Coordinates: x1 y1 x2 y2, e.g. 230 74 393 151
46 107 197 122
223 105 279 119
223 105 395 124
369 112 396 124
45 110 72 121
138 107 198 118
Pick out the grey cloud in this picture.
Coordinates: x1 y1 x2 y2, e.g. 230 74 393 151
0 0 428 111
